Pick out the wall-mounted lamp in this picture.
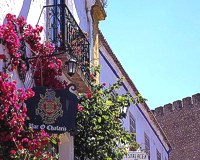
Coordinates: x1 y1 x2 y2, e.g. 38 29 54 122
120 106 129 118
65 58 77 76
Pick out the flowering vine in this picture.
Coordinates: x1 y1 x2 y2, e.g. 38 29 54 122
0 72 60 159
74 66 144 159
0 13 67 88
23 23 66 88
0 13 66 159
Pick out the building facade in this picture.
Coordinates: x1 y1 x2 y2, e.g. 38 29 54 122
99 31 171 160
0 0 106 159
153 93 200 160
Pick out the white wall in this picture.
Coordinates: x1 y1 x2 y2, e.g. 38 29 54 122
99 46 170 160
0 1 77 159
0 0 45 89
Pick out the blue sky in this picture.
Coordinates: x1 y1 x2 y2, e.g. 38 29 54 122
99 0 200 109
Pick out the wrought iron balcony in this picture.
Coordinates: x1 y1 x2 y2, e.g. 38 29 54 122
99 0 107 8
38 4 90 91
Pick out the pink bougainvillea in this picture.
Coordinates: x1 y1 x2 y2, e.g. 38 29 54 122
0 13 67 88
0 13 65 159
0 72 60 159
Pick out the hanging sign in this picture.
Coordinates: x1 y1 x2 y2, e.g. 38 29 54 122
25 84 78 134
123 151 148 160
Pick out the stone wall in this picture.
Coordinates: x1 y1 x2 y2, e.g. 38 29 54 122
152 93 200 160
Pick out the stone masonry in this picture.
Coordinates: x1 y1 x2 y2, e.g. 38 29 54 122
152 93 200 160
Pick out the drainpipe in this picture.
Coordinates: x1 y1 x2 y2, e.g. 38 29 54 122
87 9 93 62
86 1 95 64
167 146 172 160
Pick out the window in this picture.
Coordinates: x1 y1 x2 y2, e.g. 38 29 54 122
129 112 136 133
46 0 66 50
49 0 61 5
157 149 161 160
144 133 150 158
128 112 136 151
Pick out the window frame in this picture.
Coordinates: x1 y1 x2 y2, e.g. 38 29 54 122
129 112 136 133
144 132 150 158
157 149 161 160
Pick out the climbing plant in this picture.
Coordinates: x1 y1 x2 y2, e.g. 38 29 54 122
74 66 143 160
0 13 64 159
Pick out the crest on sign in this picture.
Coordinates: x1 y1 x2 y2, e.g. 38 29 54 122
36 89 63 124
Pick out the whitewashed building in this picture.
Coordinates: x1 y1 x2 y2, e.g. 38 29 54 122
99 31 171 160
0 0 106 159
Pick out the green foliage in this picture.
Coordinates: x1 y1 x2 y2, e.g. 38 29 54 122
74 66 143 160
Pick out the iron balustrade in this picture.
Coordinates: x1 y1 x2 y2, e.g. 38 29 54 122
38 4 90 82
99 0 107 8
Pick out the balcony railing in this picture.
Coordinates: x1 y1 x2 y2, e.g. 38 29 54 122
38 4 90 84
99 0 107 8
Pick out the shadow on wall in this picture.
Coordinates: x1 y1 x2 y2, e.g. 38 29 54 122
74 0 89 33
18 0 32 19
3 0 32 24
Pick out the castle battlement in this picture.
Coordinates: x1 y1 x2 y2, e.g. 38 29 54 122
152 93 200 160
152 93 200 116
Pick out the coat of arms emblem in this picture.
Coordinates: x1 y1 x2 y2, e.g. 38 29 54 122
36 89 63 124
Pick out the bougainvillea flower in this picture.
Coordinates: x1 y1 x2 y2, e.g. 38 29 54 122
0 54 5 59
77 104 84 112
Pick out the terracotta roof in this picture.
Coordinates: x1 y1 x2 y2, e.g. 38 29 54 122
98 30 171 150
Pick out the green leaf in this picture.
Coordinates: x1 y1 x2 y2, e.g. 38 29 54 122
102 115 109 120
117 96 124 102
98 117 102 123
106 100 113 106
51 138 57 145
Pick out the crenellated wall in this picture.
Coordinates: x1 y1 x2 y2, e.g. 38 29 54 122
153 93 200 116
152 93 200 160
